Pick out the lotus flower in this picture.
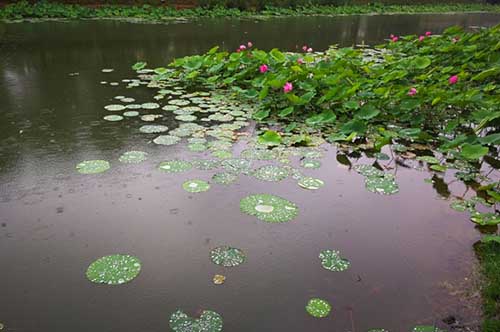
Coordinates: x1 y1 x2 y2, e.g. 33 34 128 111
391 36 399 42
297 58 305 64
419 36 425 42
239 44 246 50
307 47 313 53
449 75 458 85
302 45 308 51
259 64 268 73
425 31 432 36
247 41 253 48
408 87 417 96
283 82 293 93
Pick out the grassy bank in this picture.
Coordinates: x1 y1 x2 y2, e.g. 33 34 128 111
475 240 500 331
1 1 500 21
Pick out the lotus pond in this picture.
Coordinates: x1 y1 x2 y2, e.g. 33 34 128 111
0 13 499 332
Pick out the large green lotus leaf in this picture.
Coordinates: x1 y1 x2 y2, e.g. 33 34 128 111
365 175 399 195
169 310 223 332
319 250 350 272
76 160 110 174
460 143 489 160
210 246 246 267
305 298 331 318
182 179 210 193
240 194 298 223
86 254 141 285
119 151 148 164
158 160 192 173
251 165 289 182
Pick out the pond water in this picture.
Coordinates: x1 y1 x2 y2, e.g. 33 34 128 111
1 13 499 332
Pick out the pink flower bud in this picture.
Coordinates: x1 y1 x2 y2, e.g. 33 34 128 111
283 82 293 93
297 58 305 64
247 41 253 48
425 31 432 36
408 87 417 96
307 48 313 53
419 36 425 42
302 45 308 51
449 75 458 85
239 45 246 50
259 64 268 73
391 36 399 42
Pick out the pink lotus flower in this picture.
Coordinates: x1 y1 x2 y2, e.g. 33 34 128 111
390 34 395 38
259 64 268 73
425 31 432 36
247 41 253 48
283 82 293 93
239 45 246 50
452 37 459 43
391 36 399 42
449 75 458 85
408 87 417 96
297 58 305 64
418 36 425 42
307 47 313 53
302 45 308 51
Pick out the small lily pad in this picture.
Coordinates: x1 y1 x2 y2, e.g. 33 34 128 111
183 179 210 193
365 175 399 195
416 155 440 164
158 160 192 173
86 254 141 285
240 194 298 223
212 150 232 159
123 111 140 117
305 298 331 318
301 159 321 169
298 177 324 190
104 104 126 111
168 99 190 106
319 250 350 272
210 246 246 267
188 143 207 152
222 158 252 174
212 172 238 185
139 125 169 134
169 310 223 332
412 326 443 332
176 114 197 122
103 115 123 122
354 164 385 177
153 135 181 146
141 114 163 122
375 153 390 160
119 151 148 164
76 160 110 174
141 102 160 109
251 165 289 182
192 159 220 170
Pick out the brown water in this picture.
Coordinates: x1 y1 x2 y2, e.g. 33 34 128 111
1 13 499 332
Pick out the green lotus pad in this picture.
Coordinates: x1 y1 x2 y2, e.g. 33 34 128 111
221 158 252 174
158 160 192 173
141 102 160 109
367 329 389 332
319 250 350 272
119 151 148 164
365 175 399 195
416 156 439 164
298 177 324 190
305 298 331 318
103 115 123 121
301 159 321 169
240 194 298 223
76 160 111 174
139 125 169 134
183 179 210 193
169 310 223 332
251 165 289 182
86 254 141 285
192 159 220 170
212 150 233 159
212 172 238 185
412 326 444 332
123 111 140 117
153 135 181 146
104 104 125 111
210 246 246 267
353 164 385 177
188 143 207 152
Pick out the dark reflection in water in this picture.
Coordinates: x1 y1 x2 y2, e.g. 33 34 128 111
0 13 499 332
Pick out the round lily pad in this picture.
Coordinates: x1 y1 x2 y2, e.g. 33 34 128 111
162 105 178 112
76 160 110 174
126 104 142 109
240 194 298 223
222 158 252 174
212 172 238 185
103 115 123 122
301 159 321 169
251 165 289 182
158 160 192 173
153 135 181 146
375 153 390 160
192 159 220 170
176 114 197 122
354 164 385 177
169 310 223 332
141 114 162 122
240 148 275 160
168 99 190 106
416 156 439 164
212 150 232 159
188 143 207 152
183 179 210 193
139 125 169 134
141 102 160 109
412 326 443 332
298 177 324 190
319 249 350 272
365 175 399 195
104 104 126 111
305 298 331 318
121 97 135 103
86 254 141 285
123 111 140 117
210 246 246 267
119 151 148 164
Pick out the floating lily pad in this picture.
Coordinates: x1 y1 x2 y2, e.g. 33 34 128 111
126 104 142 109
183 179 210 193
86 254 141 285
121 97 135 103
240 194 298 223
375 153 390 160
305 298 331 318
76 160 110 174
240 148 276 160
169 310 223 332
192 159 220 170
119 151 148 164
212 172 238 185
301 159 321 169
153 135 181 146
319 249 350 272
212 150 233 159
222 158 252 174
188 137 207 144
251 165 289 182
188 143 207 152
141 102 160 109
101 68 114 73
298 177 324 190
168 99 190 106
365 175 399 195
367 329 389 332
470 212 500 226
123 111 140 117
412 326 443 332
103 115 123 122
416 155 440 164
141 114 163 122
354 164 385 177
210 246 246 267
104 104 126 111
158 160 192 173
139 125 169 134
176 115 197 122
162 105 178 112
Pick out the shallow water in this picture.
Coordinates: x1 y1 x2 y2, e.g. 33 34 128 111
1 13 499 332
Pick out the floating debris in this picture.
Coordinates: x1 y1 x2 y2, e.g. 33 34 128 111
76 160 110 174
213 274 226 285
101 68 114 73
86 254 141 285
319 250 350 272
210 246 246 267
182 179 210 193
169 310 223 332
305 298 331 318
119 151 148 164
240 194 298 223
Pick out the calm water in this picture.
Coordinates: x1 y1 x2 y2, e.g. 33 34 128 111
1 13 500 332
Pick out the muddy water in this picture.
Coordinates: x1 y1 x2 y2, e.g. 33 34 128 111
1 13 499 332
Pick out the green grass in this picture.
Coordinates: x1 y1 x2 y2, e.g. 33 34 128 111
474 241 500 331
1 1 500 21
